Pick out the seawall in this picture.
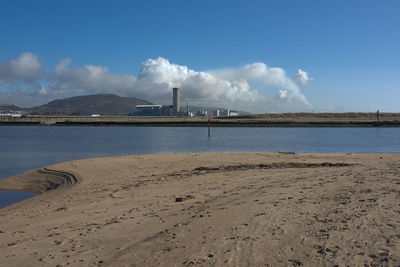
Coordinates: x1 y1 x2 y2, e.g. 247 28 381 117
1 113 400 127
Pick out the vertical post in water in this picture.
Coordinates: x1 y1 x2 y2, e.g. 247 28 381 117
208 118 211 139
377 110 380 126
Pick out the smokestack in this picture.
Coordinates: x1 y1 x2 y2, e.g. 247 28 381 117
173 87 179 115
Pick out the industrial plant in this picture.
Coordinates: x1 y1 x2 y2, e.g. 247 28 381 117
133 87 180 116
133 87 238 117
0 87 240 118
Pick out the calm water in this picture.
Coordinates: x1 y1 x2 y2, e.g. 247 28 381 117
1 126 400 209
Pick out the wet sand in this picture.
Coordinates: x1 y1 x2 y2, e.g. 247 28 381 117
0 153 399 266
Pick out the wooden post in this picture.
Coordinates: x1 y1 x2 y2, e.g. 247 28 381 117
208 118 211 139
377 110 380 123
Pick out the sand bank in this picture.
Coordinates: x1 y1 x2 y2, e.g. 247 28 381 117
0 153 399 266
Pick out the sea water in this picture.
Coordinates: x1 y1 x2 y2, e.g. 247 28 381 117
1 126 400 208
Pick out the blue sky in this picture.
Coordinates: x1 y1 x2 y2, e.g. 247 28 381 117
0 0 399 112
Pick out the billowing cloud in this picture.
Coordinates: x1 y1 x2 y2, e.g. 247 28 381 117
295 69 313 86
51 58 137 95
138 57 258 102
0 52 44 82
0 53 313 112
53 58 72 75
210 62 311 107
213 63 298 90
277 89 289 99
38 86 47 95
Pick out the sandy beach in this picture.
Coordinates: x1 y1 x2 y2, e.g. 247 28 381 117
0 153 399 266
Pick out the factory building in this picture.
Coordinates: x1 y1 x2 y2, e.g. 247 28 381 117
134 105 162 116
228 110 239 116
161 105 174 116
133 87 241 117
134 87 181 117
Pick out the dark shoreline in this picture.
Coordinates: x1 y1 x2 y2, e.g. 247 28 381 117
1 113 400 127
0 120 398 127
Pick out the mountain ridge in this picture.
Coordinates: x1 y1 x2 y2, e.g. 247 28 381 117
4 94 153 115
30 94 153 115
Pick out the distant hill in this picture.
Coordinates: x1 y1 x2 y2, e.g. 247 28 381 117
29 94 152 115
0 104 22 111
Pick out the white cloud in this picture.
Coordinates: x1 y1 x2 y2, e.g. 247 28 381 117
38 86 47 95
0 52 44 82
277 89 289 99
295 68 313 86
0 53 314 112
50 58 138 95
138 57 259 102
211 62 311 108
53 58 72 75
214 63 298 90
